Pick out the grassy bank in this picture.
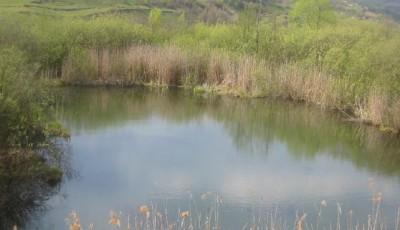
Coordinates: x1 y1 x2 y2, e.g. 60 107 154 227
1 0 400 132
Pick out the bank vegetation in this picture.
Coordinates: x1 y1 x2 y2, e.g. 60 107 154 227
1 0 400 132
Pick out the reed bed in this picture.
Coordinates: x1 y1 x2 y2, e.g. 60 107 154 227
61 45 266 95
60 45 400 132
355 89 400 131
60 45 339 102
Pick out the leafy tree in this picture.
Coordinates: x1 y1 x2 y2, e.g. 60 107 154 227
238 7 258 38
148 8 162 30
290 0 336 29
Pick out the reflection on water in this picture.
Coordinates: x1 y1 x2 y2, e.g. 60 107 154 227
0 140 71 229
25 88 400 229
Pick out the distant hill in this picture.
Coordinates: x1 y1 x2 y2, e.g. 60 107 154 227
1 0 399 22
355 0 400 20
1 0 290 23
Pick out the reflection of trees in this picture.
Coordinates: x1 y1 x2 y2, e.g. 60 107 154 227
0 140 71 229
215 98 400 176
57 88 400 176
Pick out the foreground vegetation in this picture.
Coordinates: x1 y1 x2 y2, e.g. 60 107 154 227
65 190 399 230
0 47 70 228
0 18 69 229
1 0 400 132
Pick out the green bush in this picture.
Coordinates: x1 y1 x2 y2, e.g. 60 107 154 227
0 47 59 148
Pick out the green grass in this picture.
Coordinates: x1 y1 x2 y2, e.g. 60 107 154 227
0 0 165 18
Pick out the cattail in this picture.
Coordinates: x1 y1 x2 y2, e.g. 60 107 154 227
296 213 307 230
70 223 81 230
108 211 121 227
140 205 150 214
67 211 81 230
180 211 190 219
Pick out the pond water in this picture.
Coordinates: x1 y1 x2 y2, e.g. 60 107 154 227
22 88 400 229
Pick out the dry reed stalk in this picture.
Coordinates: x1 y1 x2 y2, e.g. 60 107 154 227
207 53 228 85
296 213 307 230
366 89 389 126
274 64 304 100
395 207 400 230
302 69 334 107
354 88 396 129
390 99 400 131
127 46 187 85
236 56 257 93
337 203 342 230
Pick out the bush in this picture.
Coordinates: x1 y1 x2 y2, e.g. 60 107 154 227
0 47 60 148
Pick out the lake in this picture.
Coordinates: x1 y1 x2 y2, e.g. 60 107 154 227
21 88 400 229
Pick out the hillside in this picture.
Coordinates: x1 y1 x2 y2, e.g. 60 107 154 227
356 0 400 20
0 0 288 23
1 0 398 23
0 0 392 20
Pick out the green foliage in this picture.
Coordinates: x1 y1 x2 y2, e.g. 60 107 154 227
0 14 155 77
177 11 187 28
66 17 153 47
2 8 399 98
0 4 400 130
0 47 60 148
290 0 336 29
148 8 162 29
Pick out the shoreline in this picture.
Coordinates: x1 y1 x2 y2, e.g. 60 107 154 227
53 79 400 136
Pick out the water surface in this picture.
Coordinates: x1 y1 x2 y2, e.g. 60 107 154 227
24 88 400 229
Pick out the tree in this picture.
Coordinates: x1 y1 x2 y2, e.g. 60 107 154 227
148 8 162 30
177 11 187 28
238 7 257 38
290 0 336 29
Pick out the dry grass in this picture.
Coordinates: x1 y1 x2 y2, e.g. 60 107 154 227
391 99 400 129
271 65 337 107
355 88 400 131
355 89 389 126
61 45 267 94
